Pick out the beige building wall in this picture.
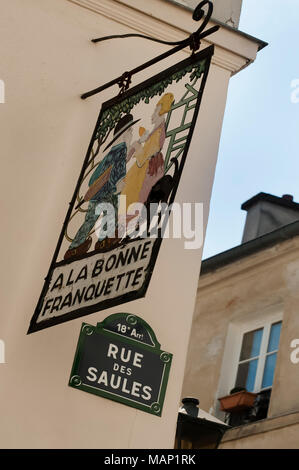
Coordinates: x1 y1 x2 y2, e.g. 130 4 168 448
221 420 299 449
0 0 261 448
182 235 299 448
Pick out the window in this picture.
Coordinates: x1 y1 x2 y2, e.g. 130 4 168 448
235 321 282 392
215 309 283 426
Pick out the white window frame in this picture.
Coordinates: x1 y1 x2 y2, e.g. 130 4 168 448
215 306 283 417
233 318 282 393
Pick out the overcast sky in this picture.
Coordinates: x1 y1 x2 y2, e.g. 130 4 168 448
203 0 299 259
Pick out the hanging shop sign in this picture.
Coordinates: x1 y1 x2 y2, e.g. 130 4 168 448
69 313 172 416
28 41 214 334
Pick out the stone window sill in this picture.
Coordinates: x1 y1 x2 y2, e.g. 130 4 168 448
221 410 299 443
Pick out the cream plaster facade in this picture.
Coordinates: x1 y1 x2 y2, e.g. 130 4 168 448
0 0 263 448
182 231 299 448
172 0 243 28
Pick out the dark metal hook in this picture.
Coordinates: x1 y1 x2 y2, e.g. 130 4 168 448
117 71 132 95
193 1 213 36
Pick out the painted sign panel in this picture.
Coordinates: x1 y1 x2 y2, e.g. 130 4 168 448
39 239 155 322
28 45 214 333
69 313 172 416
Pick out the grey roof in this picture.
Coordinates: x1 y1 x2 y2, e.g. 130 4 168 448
241 192 299 212
201 219 299 275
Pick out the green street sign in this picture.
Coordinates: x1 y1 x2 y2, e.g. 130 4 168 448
69 313 172 416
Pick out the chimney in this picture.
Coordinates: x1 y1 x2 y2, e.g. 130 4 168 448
241 193 299 243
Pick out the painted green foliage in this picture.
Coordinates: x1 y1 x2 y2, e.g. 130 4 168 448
96 58 207 142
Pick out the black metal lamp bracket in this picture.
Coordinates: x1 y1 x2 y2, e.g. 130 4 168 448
81 1 219 99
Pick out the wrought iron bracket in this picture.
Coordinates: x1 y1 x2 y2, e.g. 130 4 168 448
81 1 219 100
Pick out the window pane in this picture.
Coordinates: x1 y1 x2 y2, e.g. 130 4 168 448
267 322 282 353
235 359 258 392
240 328 263 361
262 353 277 389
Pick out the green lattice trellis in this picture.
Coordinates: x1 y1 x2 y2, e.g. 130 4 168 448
96 58 207 143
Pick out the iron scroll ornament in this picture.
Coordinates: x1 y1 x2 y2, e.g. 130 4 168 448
91 1 215 49
81 1 219 100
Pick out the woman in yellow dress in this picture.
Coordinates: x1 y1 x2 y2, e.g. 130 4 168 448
120 92 174 217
